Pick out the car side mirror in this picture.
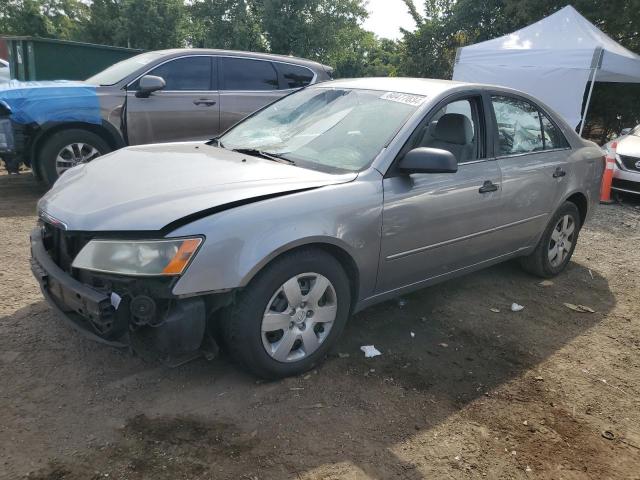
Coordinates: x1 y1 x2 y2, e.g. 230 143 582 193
135 75 166 98
398 147 458 174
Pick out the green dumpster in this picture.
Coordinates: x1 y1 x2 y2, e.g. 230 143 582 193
3 36 142 81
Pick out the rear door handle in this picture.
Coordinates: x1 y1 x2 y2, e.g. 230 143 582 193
193 99 217 106
553 167 566 178
479 180 499 193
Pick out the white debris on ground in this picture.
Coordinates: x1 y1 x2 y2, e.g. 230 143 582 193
511 303 524 312
360 345 382 358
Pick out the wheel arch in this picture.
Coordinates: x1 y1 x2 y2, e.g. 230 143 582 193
240 238 361 309
563 191 588 226
29 121 125 171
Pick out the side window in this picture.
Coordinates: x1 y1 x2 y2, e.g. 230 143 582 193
221 57 279 91
412 98 482 164
146 56 212 91
491 96 543 155
540 113 568 150
275 63 314 89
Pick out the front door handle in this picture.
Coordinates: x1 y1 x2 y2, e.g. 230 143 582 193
193 99 217 106
552 167 566 178
479 180 499 193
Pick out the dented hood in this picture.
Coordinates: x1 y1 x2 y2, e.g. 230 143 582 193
38 142 357 231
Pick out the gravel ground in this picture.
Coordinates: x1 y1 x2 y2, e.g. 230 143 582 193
0 171 639 480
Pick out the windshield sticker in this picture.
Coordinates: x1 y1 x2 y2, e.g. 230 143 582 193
380 92 426 106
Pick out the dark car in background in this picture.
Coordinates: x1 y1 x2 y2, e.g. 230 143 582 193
0 49 332 184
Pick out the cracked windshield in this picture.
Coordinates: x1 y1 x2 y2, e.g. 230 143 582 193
220 88 424 172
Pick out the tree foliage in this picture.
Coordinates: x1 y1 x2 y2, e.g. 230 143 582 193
189 0 265 51
1 0 89 40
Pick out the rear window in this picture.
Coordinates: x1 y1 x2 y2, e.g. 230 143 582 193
491 96 544 155
540 113 568 150
275 63 314 89
221 57 279 91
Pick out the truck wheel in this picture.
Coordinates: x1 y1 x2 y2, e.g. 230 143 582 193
221 249 352 379
39 129 111 186
520 201 581 278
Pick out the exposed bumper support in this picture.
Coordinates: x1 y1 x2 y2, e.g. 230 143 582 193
30 227 211 360
30 227 130 348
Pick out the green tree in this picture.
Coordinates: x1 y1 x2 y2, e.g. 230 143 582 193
254 0 368 61
83 0 125 46
0 0 88 40
331 32 401 78
189 0 265 51
0 0 50 37
40 0 90 40
117 0 188 49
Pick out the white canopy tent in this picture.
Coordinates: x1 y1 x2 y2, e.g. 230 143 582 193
452 5 640 134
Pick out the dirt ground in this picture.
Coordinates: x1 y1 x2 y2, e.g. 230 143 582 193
1 170 639 480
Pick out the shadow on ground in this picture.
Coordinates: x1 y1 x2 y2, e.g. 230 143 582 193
6 258 615 479
0 170 621 479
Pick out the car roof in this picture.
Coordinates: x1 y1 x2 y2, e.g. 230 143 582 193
313 76 549 100
314 77 472 96
151 48 332 72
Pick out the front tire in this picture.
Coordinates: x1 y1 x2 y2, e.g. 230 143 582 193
520 201 581 278
39 129 110 186
221 249 352 379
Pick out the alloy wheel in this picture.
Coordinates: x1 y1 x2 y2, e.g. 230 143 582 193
55 142 102 176
548 214 575 267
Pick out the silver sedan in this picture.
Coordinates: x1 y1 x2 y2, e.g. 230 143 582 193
604 125 640 196
32 78 604 378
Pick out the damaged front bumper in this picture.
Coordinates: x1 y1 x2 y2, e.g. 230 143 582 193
29 227 215 361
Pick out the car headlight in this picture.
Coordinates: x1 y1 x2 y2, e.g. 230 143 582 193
72 238 203 276
0 117 15 153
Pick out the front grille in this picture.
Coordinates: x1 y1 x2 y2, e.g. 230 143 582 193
619 155 640 172
41 222 94 273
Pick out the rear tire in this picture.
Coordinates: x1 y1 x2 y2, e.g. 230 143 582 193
39 129 110 187
221 249 351 379
519 201 581 278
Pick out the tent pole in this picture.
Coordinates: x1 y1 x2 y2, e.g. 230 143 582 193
579 48 603 137
579 68 598 137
